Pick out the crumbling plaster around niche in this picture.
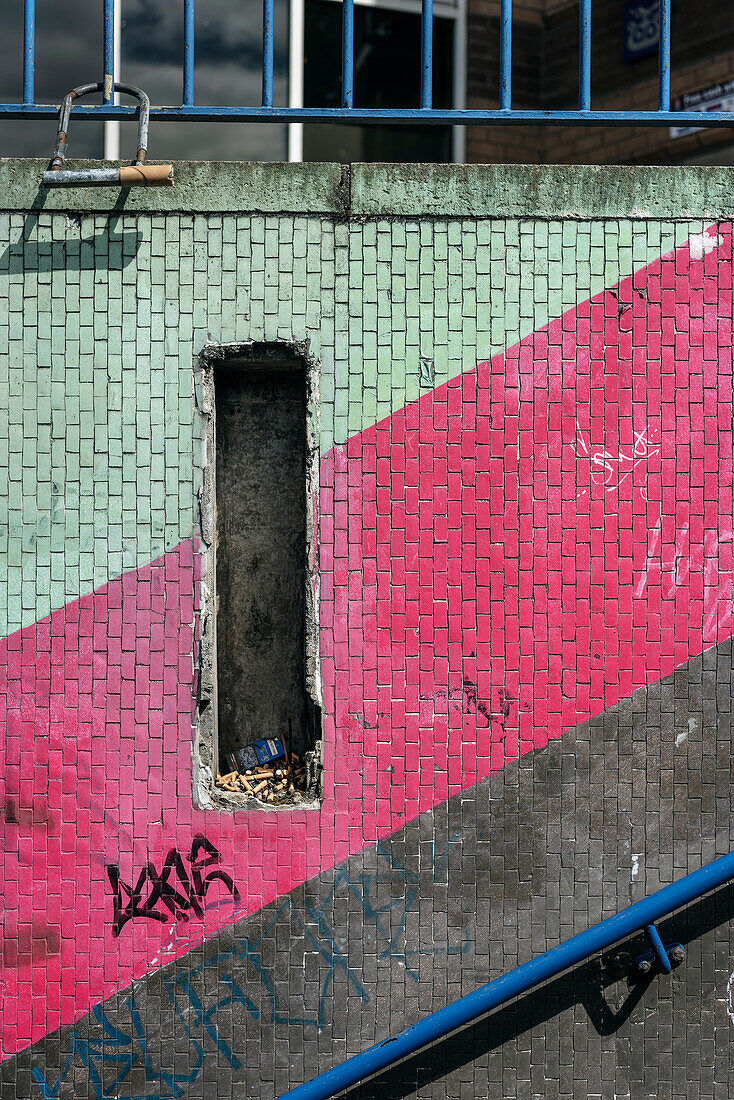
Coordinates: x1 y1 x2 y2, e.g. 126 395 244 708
193 338 323 811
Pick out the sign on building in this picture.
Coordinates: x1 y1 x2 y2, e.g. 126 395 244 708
670 78 734 138
624 0 659 63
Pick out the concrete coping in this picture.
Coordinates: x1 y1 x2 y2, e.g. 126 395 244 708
0 160 733 218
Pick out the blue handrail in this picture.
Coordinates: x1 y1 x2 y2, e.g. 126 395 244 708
6 0 734 131
277 850 734 1100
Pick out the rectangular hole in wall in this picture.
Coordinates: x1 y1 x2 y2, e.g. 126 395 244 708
204 349 321 808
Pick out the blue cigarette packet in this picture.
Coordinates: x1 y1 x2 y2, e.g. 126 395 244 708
253 737 286 765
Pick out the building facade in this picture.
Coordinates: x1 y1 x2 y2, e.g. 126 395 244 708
467 0 734 166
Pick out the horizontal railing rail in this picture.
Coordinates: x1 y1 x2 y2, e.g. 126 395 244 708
276 849 734 1100
4 0 734 130
4 106 734 128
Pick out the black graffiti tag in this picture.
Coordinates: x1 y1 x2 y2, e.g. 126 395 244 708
420 677 514 738
106 835 240 937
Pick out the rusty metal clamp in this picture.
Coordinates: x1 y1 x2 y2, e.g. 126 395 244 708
42 82 173 187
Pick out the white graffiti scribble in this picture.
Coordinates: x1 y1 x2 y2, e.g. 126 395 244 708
572 421 661 501
635 519 734 636
676 718 697 748
727 970 734 1025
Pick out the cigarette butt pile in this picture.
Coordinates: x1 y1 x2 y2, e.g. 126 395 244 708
215 755 307 803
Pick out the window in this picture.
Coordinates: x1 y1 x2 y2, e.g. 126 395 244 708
289 0 466 162
120 0 290 162
197 344 322 809
0 0 290 162
0 0 464 163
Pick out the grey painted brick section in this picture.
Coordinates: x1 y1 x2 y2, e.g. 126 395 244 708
8 640 734 1100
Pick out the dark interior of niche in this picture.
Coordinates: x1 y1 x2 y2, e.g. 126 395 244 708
214 360 319 772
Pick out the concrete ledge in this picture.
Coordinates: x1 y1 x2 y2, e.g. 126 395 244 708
0 159 733 219
349 163 734 219
0 160 347 214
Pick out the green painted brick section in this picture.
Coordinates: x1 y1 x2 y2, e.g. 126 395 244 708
0 162 728 637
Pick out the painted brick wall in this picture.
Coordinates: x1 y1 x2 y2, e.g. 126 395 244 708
1 163 734 1099
466 0 734 166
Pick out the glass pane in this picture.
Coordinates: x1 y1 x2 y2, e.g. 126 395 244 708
303 1 454 162
0 0 289 163
120 0 288 161
0 0 104 158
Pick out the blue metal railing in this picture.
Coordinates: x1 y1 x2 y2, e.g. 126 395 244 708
658 0 671 111
421 0 433 110
499 0 511 111
5 0 734 131
103 0 115 104
22 0 35 106
276 850 734 1100
183 0 196 108
579 0 591 112
342 0 354 110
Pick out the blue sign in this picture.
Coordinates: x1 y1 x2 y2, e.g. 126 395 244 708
624 0 659 63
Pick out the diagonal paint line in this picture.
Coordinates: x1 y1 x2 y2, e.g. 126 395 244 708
0 219 696 640
334 219 695 447
11 633 733 1095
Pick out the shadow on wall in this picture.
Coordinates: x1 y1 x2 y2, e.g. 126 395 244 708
0 187 141 272
346 880 734 1100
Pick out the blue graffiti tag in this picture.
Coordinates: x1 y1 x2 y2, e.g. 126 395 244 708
32 837 470 1097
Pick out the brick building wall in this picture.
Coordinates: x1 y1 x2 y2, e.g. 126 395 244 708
466 0 734 165
1 163 734 1098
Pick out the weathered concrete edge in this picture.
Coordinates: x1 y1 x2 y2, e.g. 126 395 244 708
350 163 734 219
0 160 733 218
0 161 347 215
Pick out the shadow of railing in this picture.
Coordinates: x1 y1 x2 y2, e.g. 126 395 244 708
0 186 140 273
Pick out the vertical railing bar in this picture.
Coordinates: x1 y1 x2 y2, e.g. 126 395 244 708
183 0 195 107
420 0 433 109
262 0 274 107
23 0 35 105
342 0 354 108
658 0 670 111
578 0 591 111
103 0 115 104
103 0 122 159
500 0 511 110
